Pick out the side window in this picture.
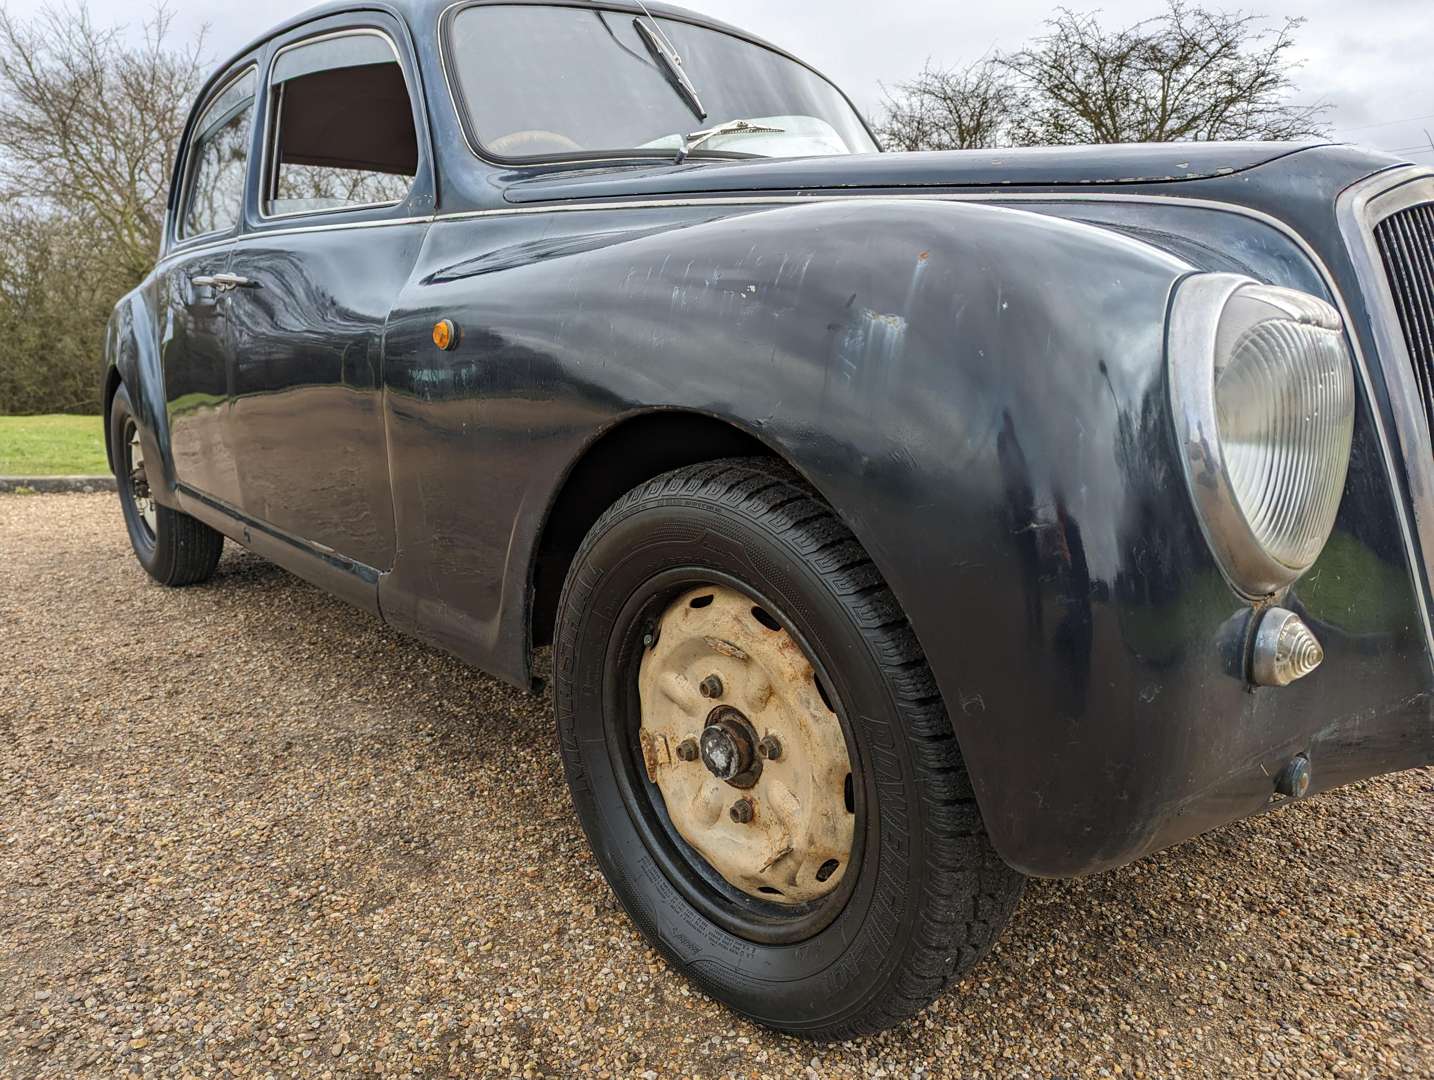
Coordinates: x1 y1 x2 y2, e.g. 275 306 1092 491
264 33 418 217
182 70 257 240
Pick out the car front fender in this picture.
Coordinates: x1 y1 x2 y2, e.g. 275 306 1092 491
385 196 1427 878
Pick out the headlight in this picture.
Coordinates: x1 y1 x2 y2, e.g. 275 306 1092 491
1168 273 1356 597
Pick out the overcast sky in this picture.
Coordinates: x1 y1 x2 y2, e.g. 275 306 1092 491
12 0 1433 160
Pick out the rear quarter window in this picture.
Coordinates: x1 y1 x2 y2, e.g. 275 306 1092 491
180 69 258 240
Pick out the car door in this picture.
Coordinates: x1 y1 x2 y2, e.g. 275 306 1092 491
223 15 433 572
160 64 259 508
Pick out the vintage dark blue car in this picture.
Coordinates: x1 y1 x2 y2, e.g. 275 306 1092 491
104 0 1434 1037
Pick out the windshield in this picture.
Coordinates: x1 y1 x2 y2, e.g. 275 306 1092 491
445 4 878 162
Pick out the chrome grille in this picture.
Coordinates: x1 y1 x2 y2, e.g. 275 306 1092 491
1338 167 1434 657
1373 201 1434 436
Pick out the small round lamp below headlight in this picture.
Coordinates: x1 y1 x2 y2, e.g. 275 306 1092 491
1251 607 1324 687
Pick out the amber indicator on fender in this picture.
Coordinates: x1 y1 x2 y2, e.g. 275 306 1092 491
432 318 459 351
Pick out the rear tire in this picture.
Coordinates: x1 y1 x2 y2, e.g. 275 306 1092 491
553 457 1024 1038
109 383 223 587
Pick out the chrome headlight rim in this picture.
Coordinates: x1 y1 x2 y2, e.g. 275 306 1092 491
1168 272 1354 599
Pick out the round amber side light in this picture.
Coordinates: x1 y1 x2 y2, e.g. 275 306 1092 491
433 318 458 351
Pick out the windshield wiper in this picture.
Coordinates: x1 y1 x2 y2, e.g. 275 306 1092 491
633 7 706 122
675 119 787 164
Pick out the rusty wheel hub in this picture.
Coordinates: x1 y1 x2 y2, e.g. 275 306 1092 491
699 706 762 788
127 423 157 535
637 586 855 904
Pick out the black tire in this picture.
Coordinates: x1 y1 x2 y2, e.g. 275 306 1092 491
109 383 224 587
553 458 1024 1038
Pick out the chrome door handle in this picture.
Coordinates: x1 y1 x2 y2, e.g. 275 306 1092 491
192 273 256 292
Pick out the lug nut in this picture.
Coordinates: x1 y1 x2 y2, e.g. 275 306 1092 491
729 798 754 824
676 737 699 762
699 674 724 699
757 735 782 761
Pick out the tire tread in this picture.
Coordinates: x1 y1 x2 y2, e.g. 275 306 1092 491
150 504 225 586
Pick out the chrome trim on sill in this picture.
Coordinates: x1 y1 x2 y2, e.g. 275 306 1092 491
176 481 382 583
1336 166 1434 658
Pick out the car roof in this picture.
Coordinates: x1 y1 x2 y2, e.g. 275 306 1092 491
203 0 790 89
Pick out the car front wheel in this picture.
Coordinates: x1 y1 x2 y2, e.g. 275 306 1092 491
109 384 224 587
553 457 1024 1038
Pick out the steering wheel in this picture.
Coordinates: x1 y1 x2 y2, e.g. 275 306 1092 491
487 130 585 157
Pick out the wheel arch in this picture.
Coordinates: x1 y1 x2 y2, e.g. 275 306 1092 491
102 364 124 474
522 404 1011 826
103 284 175 497
529 409 781 650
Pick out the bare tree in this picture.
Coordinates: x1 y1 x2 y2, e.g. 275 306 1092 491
878 1 1329 151
0 2 206 283
0 203 113 413
0 2 206 414
878 58 1027 151
1003 1 1329 145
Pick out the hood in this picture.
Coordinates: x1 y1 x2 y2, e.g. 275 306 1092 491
502 141 1326 205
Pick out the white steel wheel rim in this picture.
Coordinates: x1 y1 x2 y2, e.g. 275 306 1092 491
636 585 856 904
127 425 157 535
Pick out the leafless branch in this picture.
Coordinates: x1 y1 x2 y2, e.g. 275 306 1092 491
876 1 1330 151
0 1 207 412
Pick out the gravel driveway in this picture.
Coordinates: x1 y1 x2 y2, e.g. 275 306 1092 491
2 492 1431 1079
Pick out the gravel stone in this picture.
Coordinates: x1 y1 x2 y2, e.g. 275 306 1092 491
2 492 1431 1078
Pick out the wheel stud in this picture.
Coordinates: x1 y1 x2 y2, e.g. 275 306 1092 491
729 798 754 824
676 737 699 762
757 735 782 761
699 674 724 699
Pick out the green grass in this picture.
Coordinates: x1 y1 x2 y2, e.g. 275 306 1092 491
0 415 109 476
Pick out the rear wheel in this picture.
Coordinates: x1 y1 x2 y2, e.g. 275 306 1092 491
109 383 224 586
553 458 1024 1038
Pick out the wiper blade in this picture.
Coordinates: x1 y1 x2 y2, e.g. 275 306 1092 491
676 119 786 164
633 11 706 122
